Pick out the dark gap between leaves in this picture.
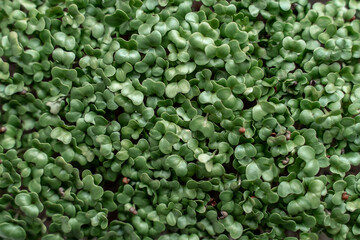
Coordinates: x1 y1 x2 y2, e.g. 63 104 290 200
256 14 266 24
9 63 17 78
242 97 257 110
72 61 80 69
293 122 304 130
222 160 238 175
317 166 331 176
107 209 119 224
291 3 298 14
192 1 203 12
347 165 360 176
102 174 122 192
119 32 132 41
286 230 300 238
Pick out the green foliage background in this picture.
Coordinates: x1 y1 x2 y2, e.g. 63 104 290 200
1 0 360 239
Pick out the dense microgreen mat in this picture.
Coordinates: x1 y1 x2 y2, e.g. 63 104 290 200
2 0 360 239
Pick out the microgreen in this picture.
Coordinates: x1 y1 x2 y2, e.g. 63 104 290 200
1 0 360 239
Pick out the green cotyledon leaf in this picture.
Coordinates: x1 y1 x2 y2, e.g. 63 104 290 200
189 115 215 138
